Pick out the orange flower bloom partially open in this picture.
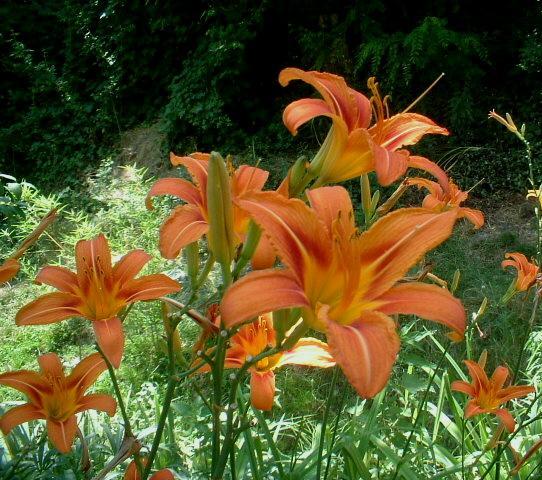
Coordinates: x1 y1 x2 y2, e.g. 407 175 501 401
407 177 484 228
124 459 174 480
0 353 115 453
198 314 334 410
502 253 540 293
147 152 274 269
452 357 535 432
221 186 465 398
279 68 449 187
16 234 180 367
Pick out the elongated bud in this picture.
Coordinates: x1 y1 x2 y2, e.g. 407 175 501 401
207 151 235 267
288 156 308 191
12 209 57 260
232 220 261 278
161 303 183 363
184 241 200 287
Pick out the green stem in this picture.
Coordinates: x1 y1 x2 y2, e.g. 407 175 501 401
142 300 193 479
316 367 339 479
211 326 228 474
96 343 144 475
252 407 286 479
391 344 450 480
195 253 215 289
323 378 347 480
511 294 539 384
461 416 465 480
479 391 542 479
212 344 286 479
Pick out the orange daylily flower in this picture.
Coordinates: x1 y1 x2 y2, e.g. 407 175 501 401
16 234 180 368
147 152 275 269
221 186 466 398
407 177 484 228
502 253 540 292
198 314 334 410
279 68 449 188
451 357 535 432
0 352 115 453
124 459 174 480
0 209 57 283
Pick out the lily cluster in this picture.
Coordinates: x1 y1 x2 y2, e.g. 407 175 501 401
0 68 536 477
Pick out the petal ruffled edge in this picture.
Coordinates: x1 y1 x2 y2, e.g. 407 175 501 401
324 307 400 398
376 282 466 340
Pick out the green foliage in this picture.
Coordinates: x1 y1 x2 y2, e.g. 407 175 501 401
1 0 540 192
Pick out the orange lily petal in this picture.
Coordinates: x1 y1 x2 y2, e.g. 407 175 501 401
121 274 181 303
67 352 107 392
0 258 20 283
279 68 372 131
306 186 355 235
93 317 124 368
277 338 335 368
46 416 77 453
170 152 209 200
35 266 78 293
237 191 331 281
323 128 374 183
0 403 44 434
75 234 113 286
232 165 269 195
250 370 275 410
0 370 47 403
150 471 175 480
407 156 450 192
451 380 475 396
125 460 174 480
221 269 309 328
490 366 509 391
146 177 201 209
16 292 83 326
358 208 457 299
458 208 485 229
464 360 491 392
159 204 208 259
373 113 449 151
372 144 410 186
251 233 276 270
76 393 116 416
376 282 466 339
495 408 516 432
38 353 64 378
113 250 152 285
324 308 400 398
282 98 335 135
464 399 483 418
496 385 536 404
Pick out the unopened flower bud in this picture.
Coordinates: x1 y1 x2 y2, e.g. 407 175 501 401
207 151 235 267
